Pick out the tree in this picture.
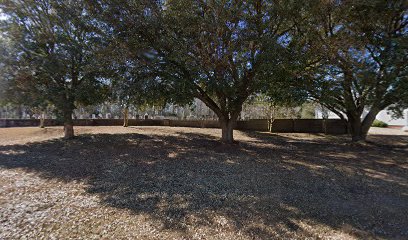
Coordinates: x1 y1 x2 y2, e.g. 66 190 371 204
1 0 109 138
97 0 300 143
109 64 146 127
297 0 408 141
106 43 172 127
0 23 50 124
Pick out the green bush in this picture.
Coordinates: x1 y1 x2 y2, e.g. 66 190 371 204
372 120 388 128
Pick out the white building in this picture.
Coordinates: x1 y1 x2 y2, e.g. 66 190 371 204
316 107 408 127
376 109 408 127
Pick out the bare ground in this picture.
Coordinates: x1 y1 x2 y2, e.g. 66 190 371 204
0 126 407 239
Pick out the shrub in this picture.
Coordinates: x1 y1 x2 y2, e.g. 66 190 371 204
372 120 388 128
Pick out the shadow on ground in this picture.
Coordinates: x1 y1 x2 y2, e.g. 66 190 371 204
0 131 407 239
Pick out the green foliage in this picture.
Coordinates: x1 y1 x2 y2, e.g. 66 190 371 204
310 1 406 113
1 0 406 142
372 120 388 128
95 0 303 123
289 0 408 139
1 0 109 119
300 103 316 119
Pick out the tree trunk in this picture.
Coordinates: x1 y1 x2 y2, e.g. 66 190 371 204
220 118 237 143
350 119 365 142
39 111 45 128
123 107 129 127
63 109 74 139
348 108 380 142
360 108 380 141
17 105 23 119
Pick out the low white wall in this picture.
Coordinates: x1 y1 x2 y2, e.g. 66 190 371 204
376 109 408 126
316 108 408 126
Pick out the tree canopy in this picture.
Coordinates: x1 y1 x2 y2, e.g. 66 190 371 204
295 0 408 141
0 0 407 142
92 0 304 142
1 0 109 138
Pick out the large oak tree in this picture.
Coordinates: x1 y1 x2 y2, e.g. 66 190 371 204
97 0 300 143
1 0 108 138
297 0 408 141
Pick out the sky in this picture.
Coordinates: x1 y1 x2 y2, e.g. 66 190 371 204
0 8 7 21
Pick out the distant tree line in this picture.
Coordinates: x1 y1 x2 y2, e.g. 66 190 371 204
0 0 407 142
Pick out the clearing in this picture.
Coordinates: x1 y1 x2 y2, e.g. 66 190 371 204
0 126 407 239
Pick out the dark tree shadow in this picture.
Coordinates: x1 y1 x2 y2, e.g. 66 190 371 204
0 130 407 239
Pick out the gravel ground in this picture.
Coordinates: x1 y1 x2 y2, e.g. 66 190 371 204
0 126 407 239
